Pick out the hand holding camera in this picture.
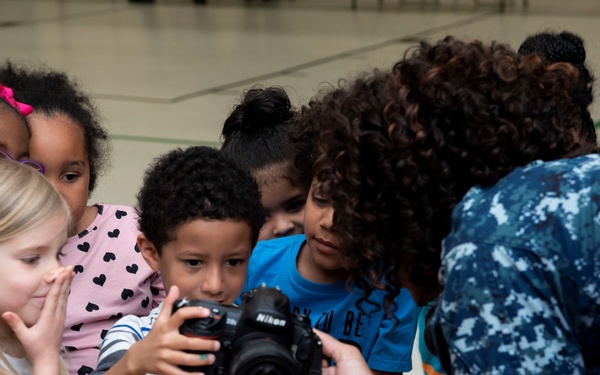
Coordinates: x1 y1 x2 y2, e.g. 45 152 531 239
173 285 323 375
116 286 220 375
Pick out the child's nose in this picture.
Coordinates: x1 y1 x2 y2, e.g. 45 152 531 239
43 260 64 284
319 206 334 230
201 267 224 296
272 216 295 237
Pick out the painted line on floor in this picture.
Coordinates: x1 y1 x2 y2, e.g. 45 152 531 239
95 12 496 104
111 134 221 147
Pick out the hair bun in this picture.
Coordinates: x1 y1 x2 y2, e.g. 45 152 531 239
556 31 585 65
222 86 292 141
518 31 586 67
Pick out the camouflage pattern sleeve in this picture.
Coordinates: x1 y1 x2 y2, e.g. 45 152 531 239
433 154 600 375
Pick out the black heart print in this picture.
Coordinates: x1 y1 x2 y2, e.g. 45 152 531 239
108 229 120 238
93 274 106 286
121 289 134 300
103 252 116 262
77 242 90 252
126 264 138 274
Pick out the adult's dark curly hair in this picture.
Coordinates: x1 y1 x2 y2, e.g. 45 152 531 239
0 61 110 194
305 37 596 307
518 30 596 144
221 86 308 188
137 146 266 254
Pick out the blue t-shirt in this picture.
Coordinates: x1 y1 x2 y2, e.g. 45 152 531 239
241 234 419 373
431 154 600 374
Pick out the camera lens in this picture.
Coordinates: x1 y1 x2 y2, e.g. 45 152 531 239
229 338 298 375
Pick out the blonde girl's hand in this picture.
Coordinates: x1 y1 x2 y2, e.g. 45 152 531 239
314 329 373 375
117 285 220 375
1 265 75 375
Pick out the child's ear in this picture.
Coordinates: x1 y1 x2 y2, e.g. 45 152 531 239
137 234 160 271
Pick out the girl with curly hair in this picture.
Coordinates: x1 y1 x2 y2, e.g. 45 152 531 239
305 37 599 374
0 62 165 375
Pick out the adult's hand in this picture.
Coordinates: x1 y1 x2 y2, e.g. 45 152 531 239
314 329 372 375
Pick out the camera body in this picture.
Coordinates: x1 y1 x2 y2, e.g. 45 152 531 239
173 286 322 375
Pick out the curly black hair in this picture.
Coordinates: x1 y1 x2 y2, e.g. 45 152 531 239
221 86 309 188
0 61 110 194
303 37 596 307
137 146 266 254
518 30 596 144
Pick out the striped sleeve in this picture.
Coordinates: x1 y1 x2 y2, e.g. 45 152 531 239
90 306 160 375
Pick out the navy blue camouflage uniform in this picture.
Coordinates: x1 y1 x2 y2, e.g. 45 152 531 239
430 154 600 374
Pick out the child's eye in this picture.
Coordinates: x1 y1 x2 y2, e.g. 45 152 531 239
225 259 245 267
184 260 203 268
287 200 306 213
312 195 330 206
62 173 79 182
21 255 41 265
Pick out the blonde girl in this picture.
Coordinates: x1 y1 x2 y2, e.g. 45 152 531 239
0 159 74 375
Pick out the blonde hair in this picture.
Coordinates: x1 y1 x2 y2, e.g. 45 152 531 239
0 159 70 375
0 159 70 241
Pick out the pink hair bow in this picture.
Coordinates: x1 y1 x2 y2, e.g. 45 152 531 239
0 84 33 116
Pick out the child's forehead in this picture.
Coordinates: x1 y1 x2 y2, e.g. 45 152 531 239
28 115 87 158
28 112 84 139
167 218 253 251
0 112 29 158
0 107 27 129
252 161 294 184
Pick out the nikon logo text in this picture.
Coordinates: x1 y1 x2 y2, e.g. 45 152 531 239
256 313 286 327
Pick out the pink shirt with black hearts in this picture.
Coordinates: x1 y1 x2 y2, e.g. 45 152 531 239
61 204 164 375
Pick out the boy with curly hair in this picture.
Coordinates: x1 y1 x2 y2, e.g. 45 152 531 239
92 146 266 375
239 72 420 375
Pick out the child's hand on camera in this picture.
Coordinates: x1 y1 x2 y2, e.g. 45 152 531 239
2 265 75 375
121 285 220 375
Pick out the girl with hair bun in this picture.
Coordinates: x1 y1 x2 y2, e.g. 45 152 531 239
221 86 307 241
518 30 597 144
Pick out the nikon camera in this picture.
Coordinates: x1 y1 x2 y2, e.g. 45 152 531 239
173 285 322 375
